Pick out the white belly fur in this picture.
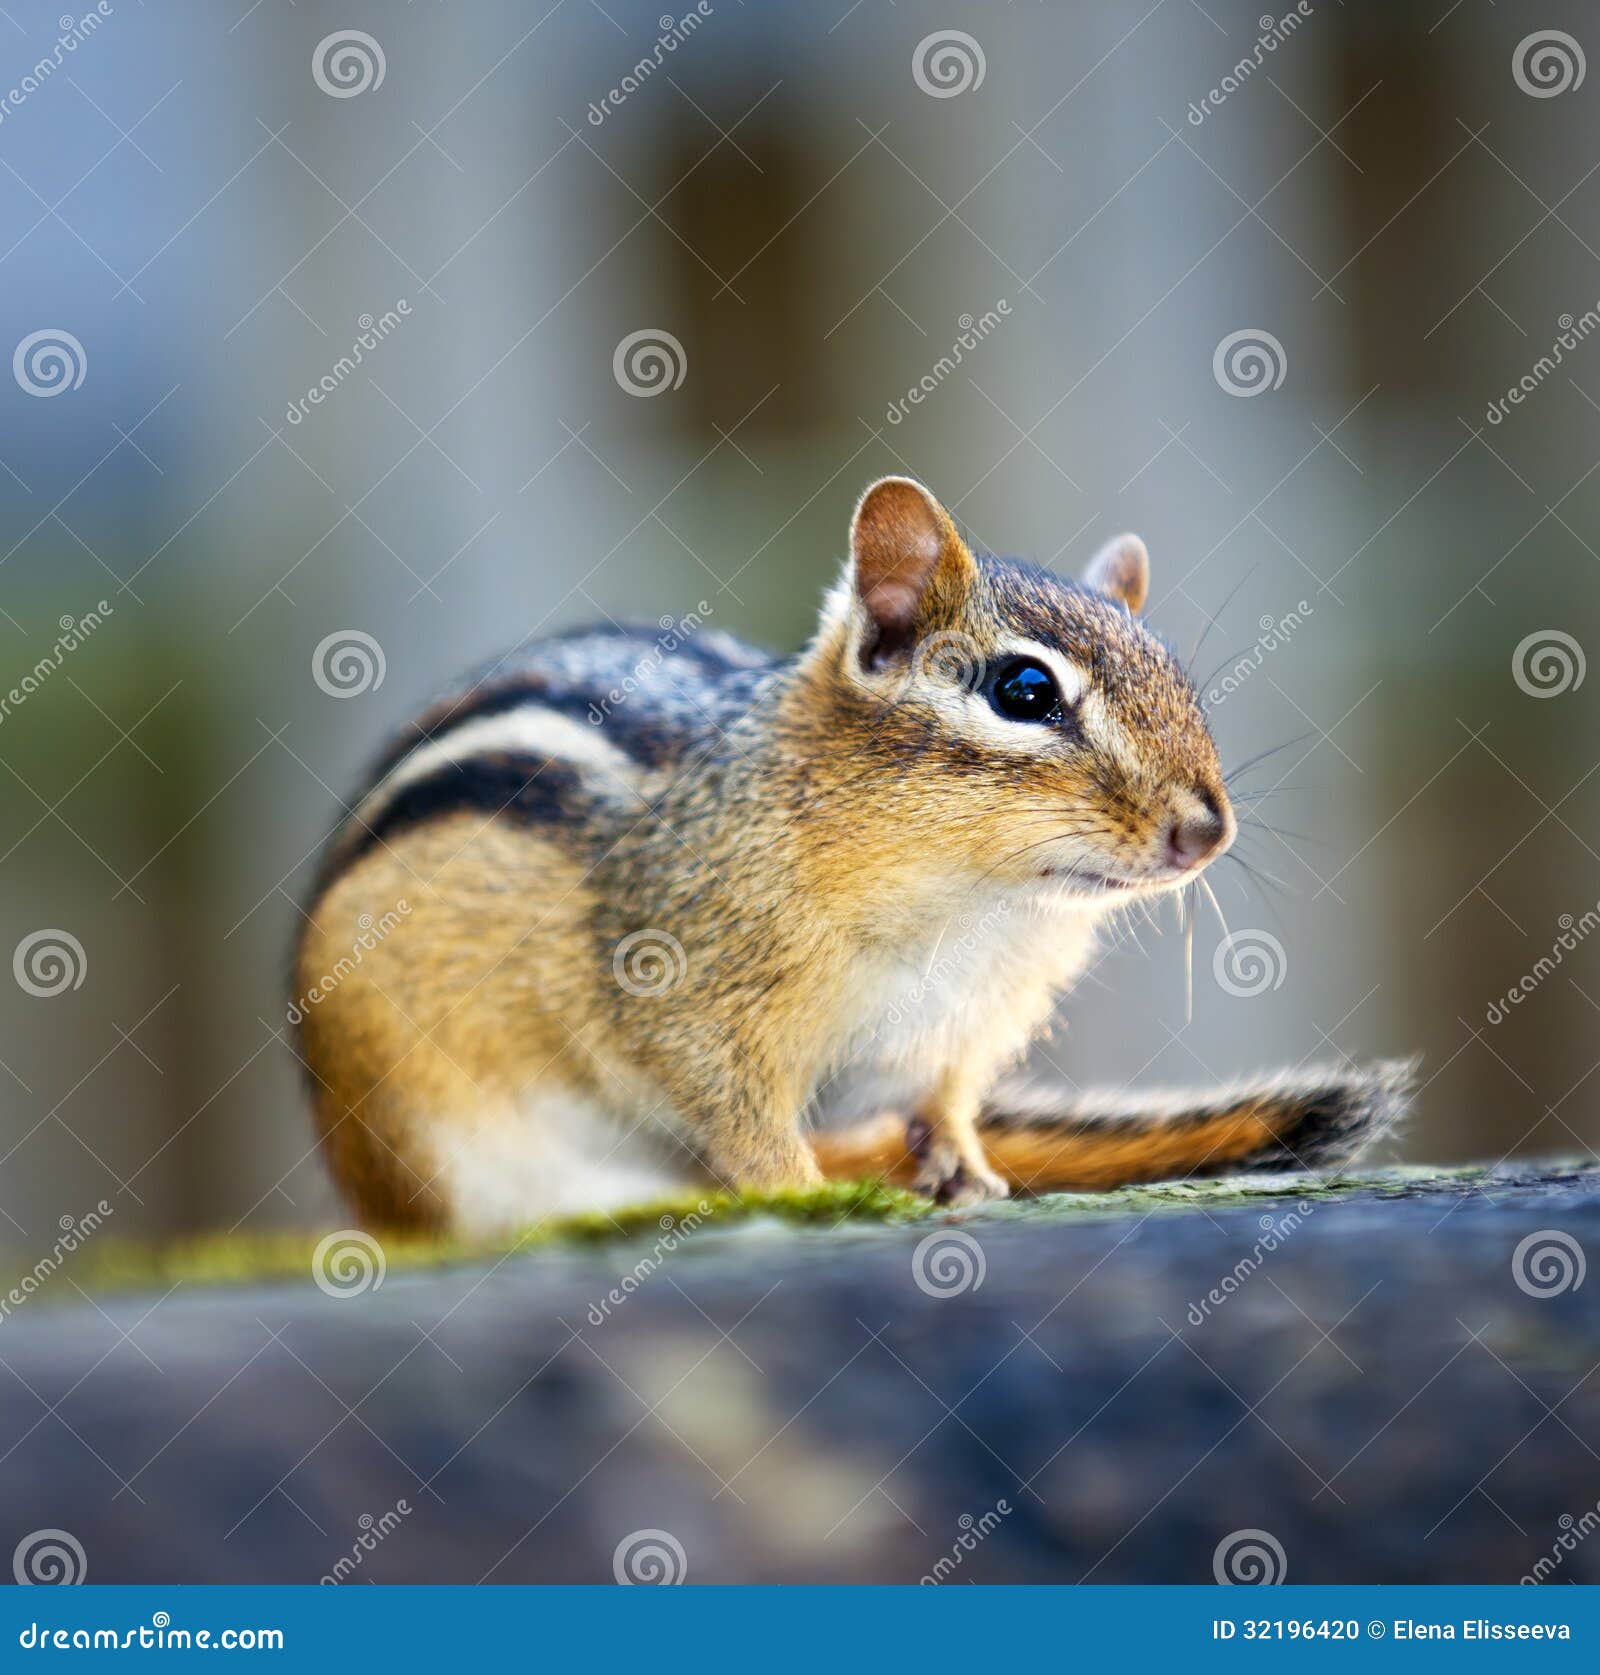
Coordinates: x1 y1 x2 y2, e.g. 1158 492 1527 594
846 890 1100 1072
432 1085 690 1235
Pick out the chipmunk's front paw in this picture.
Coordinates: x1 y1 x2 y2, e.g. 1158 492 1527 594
906 1122 1010 1207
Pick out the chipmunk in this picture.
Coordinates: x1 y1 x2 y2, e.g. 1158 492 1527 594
293 477 1409 1233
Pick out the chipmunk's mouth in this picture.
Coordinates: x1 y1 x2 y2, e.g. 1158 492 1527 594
1037 864 1196 897
1038 866 1139 894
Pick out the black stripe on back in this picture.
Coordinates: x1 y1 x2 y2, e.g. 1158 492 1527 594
333 752 591 876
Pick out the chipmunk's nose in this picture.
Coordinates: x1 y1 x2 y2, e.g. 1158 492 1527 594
1165 797 1231 871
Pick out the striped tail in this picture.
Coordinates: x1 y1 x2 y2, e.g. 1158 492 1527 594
810 1060 1415 1195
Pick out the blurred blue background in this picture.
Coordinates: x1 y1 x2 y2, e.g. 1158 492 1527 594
3 0 1599 1240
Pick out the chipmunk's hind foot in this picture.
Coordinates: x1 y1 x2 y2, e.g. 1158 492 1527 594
904 1117 1010 1206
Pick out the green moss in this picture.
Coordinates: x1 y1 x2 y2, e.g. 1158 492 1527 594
0 1177 932 1306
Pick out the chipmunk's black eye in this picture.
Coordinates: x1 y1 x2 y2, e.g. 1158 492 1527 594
988 657 1060 723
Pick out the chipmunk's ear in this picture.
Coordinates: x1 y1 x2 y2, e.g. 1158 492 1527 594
1082 532 1149 613
849 477 976 665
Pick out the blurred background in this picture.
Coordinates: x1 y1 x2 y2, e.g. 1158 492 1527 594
3 0 1599 1244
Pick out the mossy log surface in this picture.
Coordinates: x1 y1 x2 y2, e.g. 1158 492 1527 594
3 1162 1597 1583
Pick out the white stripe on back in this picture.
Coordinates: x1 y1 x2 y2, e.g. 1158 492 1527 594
351 704 641 834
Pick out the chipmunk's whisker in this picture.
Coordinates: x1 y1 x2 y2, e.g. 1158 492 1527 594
967 831 1086 894
1236 814 1321 846
1198 873 1231 946
1216 848 1291 899
1227 784 1314 803
1224 734 1314 785
1186 557 1263 682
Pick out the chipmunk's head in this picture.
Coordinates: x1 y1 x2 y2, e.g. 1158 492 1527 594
812 476 1233 906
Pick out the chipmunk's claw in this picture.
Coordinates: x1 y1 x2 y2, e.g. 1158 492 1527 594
932 1160 1010 1207
906 1120 1010 1206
